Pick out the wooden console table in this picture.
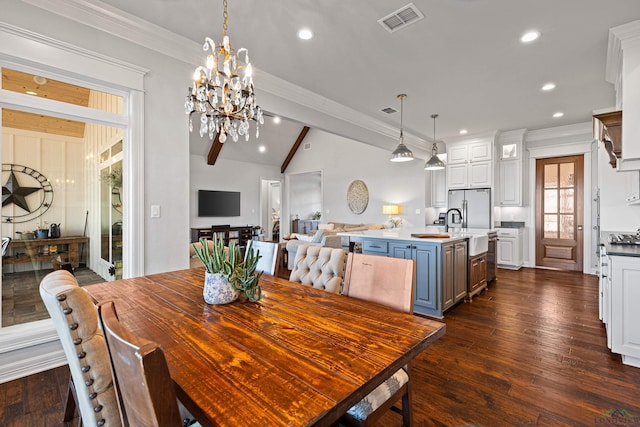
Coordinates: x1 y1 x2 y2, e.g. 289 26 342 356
4 236 88 268
191 226 253 247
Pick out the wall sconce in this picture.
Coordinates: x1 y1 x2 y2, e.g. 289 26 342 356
382 204 402 228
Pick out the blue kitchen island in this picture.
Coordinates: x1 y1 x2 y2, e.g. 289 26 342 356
339 227 474 319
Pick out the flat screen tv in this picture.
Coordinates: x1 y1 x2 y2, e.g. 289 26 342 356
198 190 241 217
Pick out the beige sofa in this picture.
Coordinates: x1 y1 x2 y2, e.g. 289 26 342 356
285 222 386 269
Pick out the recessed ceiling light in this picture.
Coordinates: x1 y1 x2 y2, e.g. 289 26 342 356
521 30 541 43
459 129 468 135
273 116 281 124
298 29 313 40
33 76 48 85
553 112 564 118
258 145 266 153
542 83 556 91
25 91 38 95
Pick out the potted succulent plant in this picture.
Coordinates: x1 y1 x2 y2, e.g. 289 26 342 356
192 235 263 303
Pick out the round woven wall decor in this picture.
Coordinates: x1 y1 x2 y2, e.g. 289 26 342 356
347 180 369 215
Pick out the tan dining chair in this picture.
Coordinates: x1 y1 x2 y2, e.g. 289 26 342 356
39 270 122 427
341 252 416 427
189 239 215 269
250 240 280 276
288 244 346 293
99 300 200 427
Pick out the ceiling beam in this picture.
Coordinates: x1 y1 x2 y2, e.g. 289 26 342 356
281 126 310 174
207 133 223 165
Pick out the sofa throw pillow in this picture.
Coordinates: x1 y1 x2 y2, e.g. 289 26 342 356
318 223 335 231
296 234 313 242
311 230 324 243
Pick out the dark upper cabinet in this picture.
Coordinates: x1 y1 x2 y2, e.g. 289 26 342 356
593 111 622 168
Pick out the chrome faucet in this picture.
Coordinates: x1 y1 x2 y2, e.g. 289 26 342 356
445 208 463 232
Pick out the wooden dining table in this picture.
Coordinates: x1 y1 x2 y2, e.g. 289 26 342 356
84 268 446 427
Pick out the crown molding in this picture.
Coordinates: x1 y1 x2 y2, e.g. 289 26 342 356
20 0 429 152
0 21 148 90
442 129 498 145
606 20 640 97
497 128 527 144
21 0 202 65
525 122 592 144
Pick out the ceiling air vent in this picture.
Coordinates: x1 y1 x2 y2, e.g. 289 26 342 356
378 3 424 33
381 107 397 114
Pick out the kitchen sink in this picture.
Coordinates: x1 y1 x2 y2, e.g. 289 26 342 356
423 227 490 256
467 234 488 256
447 230 489 256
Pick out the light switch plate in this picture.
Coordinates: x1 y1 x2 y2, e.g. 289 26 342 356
151 205 161 218
415 209 421 214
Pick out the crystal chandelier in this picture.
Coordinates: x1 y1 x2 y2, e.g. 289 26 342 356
424 114 446 170
185 0 263 143
390 94 414 162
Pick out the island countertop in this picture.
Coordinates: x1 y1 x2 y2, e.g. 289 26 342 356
337 226 495 244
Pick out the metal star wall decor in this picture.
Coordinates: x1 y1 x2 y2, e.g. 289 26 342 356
2 170 40 212
1 164 54 223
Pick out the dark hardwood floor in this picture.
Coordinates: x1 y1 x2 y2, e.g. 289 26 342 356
2 267 640 426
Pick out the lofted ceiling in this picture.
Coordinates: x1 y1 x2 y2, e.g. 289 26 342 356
20 1 640 166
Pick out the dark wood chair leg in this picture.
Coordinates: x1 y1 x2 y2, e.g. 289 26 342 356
64 377 81 427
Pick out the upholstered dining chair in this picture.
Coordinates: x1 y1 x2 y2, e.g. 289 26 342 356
1 236 11 257
39 270 122 427
250 240 280 276
288 244 347 293
99 300 200 427
189 239 215 268
341 252 416 427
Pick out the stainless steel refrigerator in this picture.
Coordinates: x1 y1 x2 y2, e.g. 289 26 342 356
447 188 492 229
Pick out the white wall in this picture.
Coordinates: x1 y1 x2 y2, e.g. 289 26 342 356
189 154 282 245
283 128 426 232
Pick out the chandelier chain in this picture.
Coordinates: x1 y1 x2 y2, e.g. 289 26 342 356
222 0 228 37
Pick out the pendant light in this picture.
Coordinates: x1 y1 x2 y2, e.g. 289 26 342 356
424 114 446 170
390 94 414 162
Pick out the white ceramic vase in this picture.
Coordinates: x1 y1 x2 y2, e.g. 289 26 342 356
203 272 240 304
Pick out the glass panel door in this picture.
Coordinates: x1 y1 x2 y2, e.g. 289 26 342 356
535 155 583 271
99 145 123 280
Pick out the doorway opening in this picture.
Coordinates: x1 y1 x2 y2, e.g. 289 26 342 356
260 179 282 242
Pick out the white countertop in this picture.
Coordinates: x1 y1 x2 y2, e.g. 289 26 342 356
337 226 496 244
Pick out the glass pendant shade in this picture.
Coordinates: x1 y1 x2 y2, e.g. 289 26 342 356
390 94 414 162
424 113 446 170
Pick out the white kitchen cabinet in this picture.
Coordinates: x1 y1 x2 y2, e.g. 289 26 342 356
445 138 493 189
469 161 492 187
599 248 612 348
447 163 468 189
497 228 523 269
469 141 492 162
447 144 469 164
496 129 526 206
624 170 640 204
497 160 522 206
610 254 640 368
431 169 446 208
